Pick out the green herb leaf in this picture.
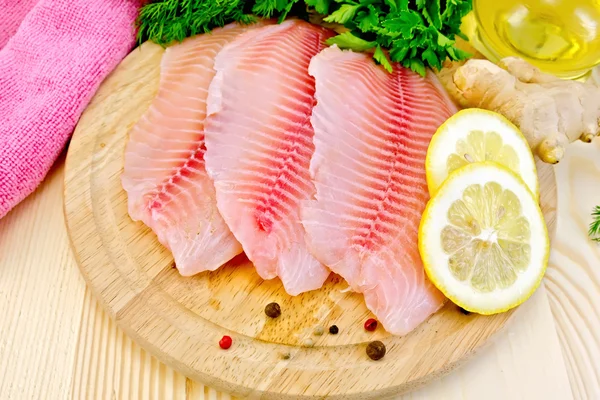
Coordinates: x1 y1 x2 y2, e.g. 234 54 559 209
383 0 398 11
323 4 360 24
373 45 393 72
326 31 376 51
136 0 474 75
437 31 453 47
356 5 379 31
389 40 409 62
447 46 472 60
408 58 426 76
382 12 423 39
422 46 440 70
420 0 441 29
305 0 331 14
136 0 260 45
590 206 600 242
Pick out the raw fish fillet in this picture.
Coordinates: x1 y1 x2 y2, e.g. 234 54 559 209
204 20 334 295
121 22 270 276
302 46 456 335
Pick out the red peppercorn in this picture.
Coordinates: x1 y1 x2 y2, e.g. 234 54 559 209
364 318 378 331
219 335 232 350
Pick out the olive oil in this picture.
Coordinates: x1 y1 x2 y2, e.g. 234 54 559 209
468 0 600 79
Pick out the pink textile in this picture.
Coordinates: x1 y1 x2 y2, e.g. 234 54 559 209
0 0 142 219
0 0 41 49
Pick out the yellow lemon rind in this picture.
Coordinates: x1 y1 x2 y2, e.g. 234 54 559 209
425 108 540 201
419 161 549 315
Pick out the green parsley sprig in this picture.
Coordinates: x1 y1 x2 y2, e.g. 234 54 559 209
136 0 473 76
590 206 600 242
320 0 472 74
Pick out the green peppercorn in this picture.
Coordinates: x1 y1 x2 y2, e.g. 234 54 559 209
313 325 324 336
265 302 281 318
366 341 386 360
329 325 339 334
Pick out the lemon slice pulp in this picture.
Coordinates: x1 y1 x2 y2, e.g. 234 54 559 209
426 109 539 199
419 162 549 314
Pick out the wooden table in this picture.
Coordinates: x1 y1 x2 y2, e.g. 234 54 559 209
1 139 598 399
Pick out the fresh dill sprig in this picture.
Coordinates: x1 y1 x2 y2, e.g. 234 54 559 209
136 0 306 46
136 0 254 45
590 206 600 242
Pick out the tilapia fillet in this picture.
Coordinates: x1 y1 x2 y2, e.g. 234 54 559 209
121 22 270 276
302 46 456 335
204 20 334 295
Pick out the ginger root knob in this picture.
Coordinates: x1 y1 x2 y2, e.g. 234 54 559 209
437 57 600 163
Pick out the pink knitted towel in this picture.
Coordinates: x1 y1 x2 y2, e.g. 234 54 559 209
0 0 142 219
0 0 40 49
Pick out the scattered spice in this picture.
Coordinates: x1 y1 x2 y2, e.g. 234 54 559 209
303 338 315 348
171 262 176 269
329 325 339 335
281 352 291 360
265 302 281 318
313 326 324 336
219 335 232 350
366 341 386 361
364 318 378 331
459 307 471 315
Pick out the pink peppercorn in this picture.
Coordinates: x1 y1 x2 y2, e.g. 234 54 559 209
364 318 378 331
219 335 232 350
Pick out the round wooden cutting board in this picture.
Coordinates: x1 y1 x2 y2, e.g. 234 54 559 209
64 42 557 399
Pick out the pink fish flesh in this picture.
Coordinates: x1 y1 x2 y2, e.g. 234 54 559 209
204 20 335 295
301 46 456 335
121 22 271 275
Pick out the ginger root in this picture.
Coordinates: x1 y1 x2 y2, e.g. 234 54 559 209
437 54 600 164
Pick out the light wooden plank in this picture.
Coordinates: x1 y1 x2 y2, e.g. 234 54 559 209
406 285 572 400
71 290 188 400
546 139 600 400
71 290 235 400
0 160 86 399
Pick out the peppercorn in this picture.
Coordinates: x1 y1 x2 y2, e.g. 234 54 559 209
313 326 324 336
366 341 386 360
329 325 339 335
265 302 281 318
219 335 232 350
364 318 378 331
281 352 291 360
459 307 471 315
303 338 315 348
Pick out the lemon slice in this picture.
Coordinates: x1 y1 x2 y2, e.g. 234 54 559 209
426 109 539 199
419 162 549 314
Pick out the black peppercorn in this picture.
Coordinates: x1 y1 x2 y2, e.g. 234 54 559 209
329 325 339 334
366 341 386 360
265 302 281 318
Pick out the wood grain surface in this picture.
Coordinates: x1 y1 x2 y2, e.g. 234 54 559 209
6 139 600 398
61 41 558 399
546 140 600 399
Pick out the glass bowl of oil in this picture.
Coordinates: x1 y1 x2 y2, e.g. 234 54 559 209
464 0 600 79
